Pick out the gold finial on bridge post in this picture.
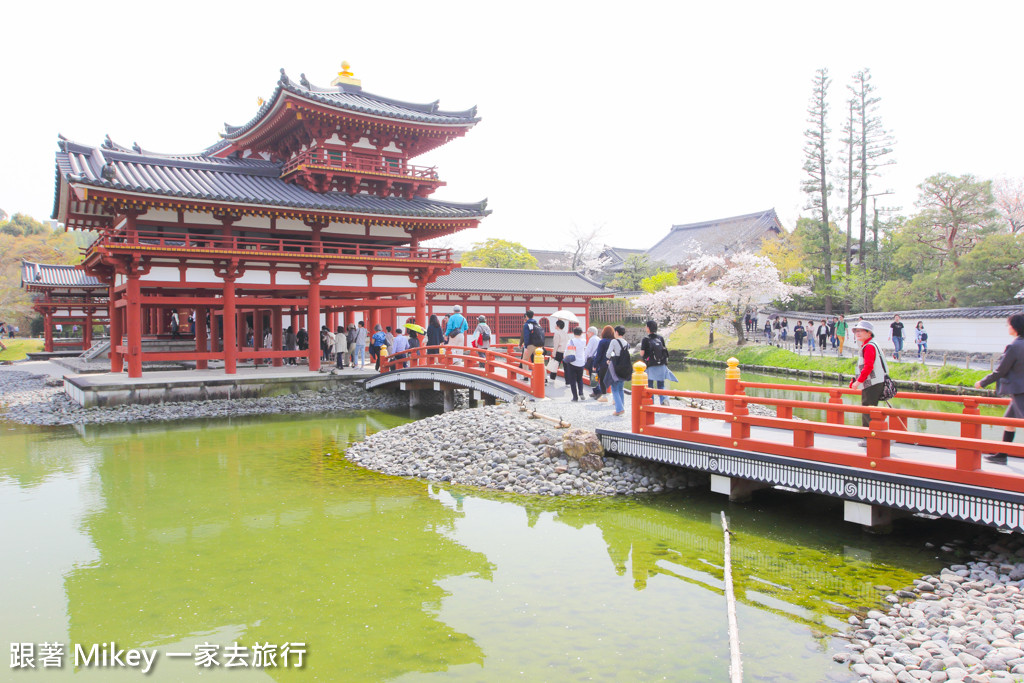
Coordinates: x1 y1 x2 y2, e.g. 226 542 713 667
379 346 389 371
725 357 741 380
631 361 650 434
632 361 648 387
533 347 545 365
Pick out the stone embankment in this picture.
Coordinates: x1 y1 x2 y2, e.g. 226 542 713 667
0 370 407 426
840 538 1024 683
345 403 704 496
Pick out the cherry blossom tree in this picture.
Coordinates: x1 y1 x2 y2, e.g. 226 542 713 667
635 252 809 345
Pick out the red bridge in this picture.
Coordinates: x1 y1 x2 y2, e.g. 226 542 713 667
368 350 1024 532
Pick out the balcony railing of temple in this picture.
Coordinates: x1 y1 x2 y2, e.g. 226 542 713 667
280 149 440 180
84 229 454 262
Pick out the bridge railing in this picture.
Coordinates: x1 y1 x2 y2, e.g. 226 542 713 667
378 344 547 397
629 357 1024 493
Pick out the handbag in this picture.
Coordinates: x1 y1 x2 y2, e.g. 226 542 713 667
546 358 560 373
880 375 898 401
563 354 576 364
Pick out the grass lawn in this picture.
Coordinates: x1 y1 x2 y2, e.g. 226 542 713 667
668 323 988 387
0 338 44 361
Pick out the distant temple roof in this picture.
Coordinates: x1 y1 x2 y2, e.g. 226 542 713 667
428 268 607 295
648 208 784 265
21 260 104 289
53 140 489 221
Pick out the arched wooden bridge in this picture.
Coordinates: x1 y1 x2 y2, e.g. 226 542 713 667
364 343 547 405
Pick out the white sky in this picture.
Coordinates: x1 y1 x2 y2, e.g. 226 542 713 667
3 0 1023 253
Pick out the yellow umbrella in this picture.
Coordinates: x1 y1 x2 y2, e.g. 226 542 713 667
404 323 425 334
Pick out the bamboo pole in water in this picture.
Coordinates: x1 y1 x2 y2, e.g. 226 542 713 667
721 511 743 683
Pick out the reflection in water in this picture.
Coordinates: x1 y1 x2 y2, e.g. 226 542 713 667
0 412 960 682
62 414 492 681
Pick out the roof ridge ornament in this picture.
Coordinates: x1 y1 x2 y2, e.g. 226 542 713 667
331 60 362 88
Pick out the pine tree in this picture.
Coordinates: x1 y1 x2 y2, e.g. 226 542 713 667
849 69 895 273
801 68 833 313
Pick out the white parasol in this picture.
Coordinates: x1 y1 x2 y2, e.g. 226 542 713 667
548 310 581 324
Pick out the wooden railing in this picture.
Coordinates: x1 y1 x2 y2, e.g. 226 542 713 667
629 357 1024 493
379 343 546 398
89 229 453 261
281 149 440 181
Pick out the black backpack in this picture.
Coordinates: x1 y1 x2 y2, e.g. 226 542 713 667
528 321 545 348
646 335 668 366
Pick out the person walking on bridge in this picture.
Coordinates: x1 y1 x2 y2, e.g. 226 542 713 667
445 305 469 366
849 320 889 445
975 313 1024 464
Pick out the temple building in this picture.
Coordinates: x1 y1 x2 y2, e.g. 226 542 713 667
51 64 488 377
21 260 109 352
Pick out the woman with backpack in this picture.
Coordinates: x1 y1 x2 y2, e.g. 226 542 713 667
915 321 928 361
641 320 677 406
426 315 444 354
591 326 615 401
605 325 632 416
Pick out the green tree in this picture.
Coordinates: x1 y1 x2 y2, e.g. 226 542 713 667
953 233 1024 306
608 255 659 291
639 269 678 293
461 239 539 269
0 217 80 327
891 173 999 306
0 213 50 237
801 67 834 313
849 69 895 274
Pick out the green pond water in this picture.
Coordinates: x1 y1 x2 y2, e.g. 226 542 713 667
0 398 982 682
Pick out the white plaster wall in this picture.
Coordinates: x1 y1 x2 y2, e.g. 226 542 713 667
141 266 182 283
370 274 415 288
323 222 364 236
145 208 178 222
865 317 1011 356
323 272 368 288
370 225 410 239
183 212 226 226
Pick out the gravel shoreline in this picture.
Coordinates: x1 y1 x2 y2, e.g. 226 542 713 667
345 402 706 496
0 370 408 425
839 538 1024 683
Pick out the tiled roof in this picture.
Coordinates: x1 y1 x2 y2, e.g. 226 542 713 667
220 70 478 144
22 261 104 288
54 140 489 220
428 268 607 295
649 208 783 265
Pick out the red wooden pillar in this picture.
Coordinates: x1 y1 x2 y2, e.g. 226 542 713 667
237 310 246 350
195 306 208 370
370 308 380 331
415 280 427 325
109 283 123 372
290 307 298 332
308 280 322 371
43 311 54 352
272 308 283 368
83 311 93 350
212 314 222 353
223 278 237 374
254 309 264 367
125 273 143 378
